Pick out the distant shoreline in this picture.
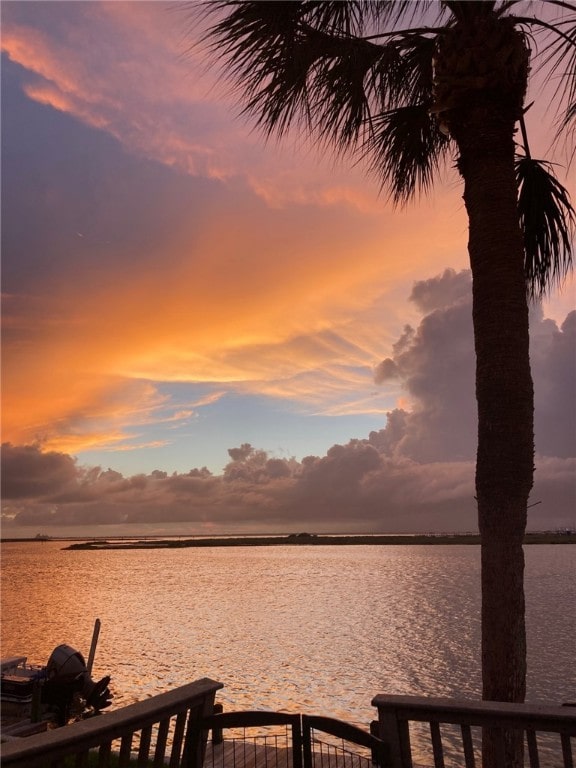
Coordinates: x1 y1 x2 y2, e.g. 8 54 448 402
55 532 576 550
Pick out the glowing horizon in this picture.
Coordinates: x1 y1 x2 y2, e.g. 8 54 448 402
2 1 574 535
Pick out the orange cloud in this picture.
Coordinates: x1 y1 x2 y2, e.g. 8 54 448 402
0 6 475 215
1 177 472 457
2 1 572 466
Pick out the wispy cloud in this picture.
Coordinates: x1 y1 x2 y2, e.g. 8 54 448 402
3 270 574 534
1 2 573 523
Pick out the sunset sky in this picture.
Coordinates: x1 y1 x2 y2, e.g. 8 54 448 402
2 1 575 537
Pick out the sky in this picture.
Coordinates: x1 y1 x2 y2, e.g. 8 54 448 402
1 1 575 538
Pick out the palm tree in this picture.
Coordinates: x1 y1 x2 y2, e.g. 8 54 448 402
195 1 574 761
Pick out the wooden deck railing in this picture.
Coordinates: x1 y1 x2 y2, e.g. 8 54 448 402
372 694 576 768
3 684 574 768
0 677 223 768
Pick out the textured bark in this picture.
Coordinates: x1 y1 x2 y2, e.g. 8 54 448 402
461 119 532 768
456 102 532 683
439 17 533 768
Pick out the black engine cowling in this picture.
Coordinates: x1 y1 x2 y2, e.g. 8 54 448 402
43 644 112 724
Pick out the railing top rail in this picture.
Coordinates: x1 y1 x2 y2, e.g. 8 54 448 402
372 695 576 731
1 677 223 762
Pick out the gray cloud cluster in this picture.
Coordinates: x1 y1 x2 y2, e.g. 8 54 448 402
1 440 476 533
373 269 575 464
531 309 576 458
2 269 574 535
374 280 476 462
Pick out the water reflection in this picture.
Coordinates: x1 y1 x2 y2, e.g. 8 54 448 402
1 543 574 729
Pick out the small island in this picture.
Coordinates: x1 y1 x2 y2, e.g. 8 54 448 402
64 531 576 550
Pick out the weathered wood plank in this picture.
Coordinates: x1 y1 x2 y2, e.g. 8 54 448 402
204 741 310 768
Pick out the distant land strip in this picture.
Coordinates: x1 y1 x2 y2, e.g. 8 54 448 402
62 532 576 550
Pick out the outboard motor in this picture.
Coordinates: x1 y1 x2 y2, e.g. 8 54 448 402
43 644 112 724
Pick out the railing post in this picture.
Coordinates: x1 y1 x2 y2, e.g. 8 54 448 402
212 702 224 745
372 698 412 768
369 720 391 767
301 714 313 768
182 690 219 768
292 713 303 768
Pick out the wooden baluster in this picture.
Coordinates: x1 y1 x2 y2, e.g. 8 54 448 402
561 733 574 768
429 722 445 768
119 732 133 767
525 729 539 768
138 724 153 766
170 711 188 767
98 741 112 767
460 724 476 768
492 728 507 768
154 718 170 767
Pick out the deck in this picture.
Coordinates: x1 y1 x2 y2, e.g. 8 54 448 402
1 681 574 768
204 740 370 768
205 741 294 768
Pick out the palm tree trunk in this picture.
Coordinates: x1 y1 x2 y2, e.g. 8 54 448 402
453 107 533 766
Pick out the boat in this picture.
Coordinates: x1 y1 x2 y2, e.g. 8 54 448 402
1 625 113 739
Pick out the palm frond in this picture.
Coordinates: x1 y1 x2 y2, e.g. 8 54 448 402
555 38 576 139
560 97 576 132
391 33 438 106
367 104 451 205
310 31 438 151
367 1 439 27
516 156 575 298
542 20 576 140
201 0 446 195
308 33 400 149
363 32 450 203
443 1 497 23
300 1 368 35
514 6 576 144
203 1 380 141
201 2 308 132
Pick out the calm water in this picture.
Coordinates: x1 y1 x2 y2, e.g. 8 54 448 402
1 542 574 729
